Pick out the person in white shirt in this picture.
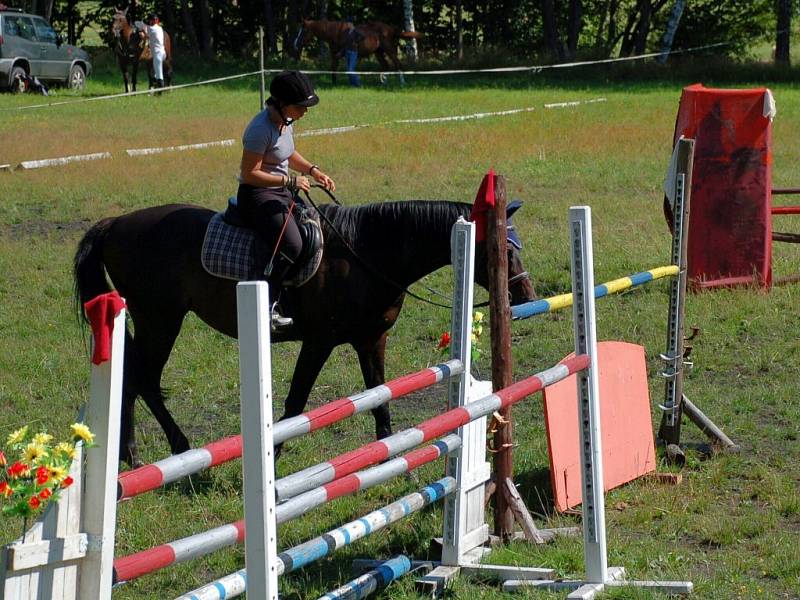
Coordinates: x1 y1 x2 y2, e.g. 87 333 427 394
140 14 166 89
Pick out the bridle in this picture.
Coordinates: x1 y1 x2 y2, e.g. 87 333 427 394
301 186 531 310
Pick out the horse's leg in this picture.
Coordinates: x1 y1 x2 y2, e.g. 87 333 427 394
131 61 138 92
329 47 338 85
282 342 334 420
128 309 191 455
353 333 392 439
120 329 141 466
120 60 130 94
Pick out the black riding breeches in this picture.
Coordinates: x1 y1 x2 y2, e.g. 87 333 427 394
236 184 303 284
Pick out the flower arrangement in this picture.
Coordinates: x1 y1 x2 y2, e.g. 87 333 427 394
437 311 485 363
0 423 95 521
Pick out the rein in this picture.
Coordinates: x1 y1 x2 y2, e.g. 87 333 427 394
300 186 529 310
301 186 454 309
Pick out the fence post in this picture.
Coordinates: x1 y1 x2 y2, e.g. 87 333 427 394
569 206 607 584
237 282 278 600
442 218 490 566
487 174 514 540
78 307 126 599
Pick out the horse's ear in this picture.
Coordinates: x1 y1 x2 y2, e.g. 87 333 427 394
506 199 523 250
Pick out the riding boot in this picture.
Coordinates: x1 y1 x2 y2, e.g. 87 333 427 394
265 253 296 330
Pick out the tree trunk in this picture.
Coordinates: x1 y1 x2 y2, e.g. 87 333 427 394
403 0 418 61
455 0 463 60
633 0 653 55
617 2 641 56
42 0 54 21
605 0 620 53
179 0 199 55
65 0 76 43
567 0 583 58
776 0 792 66
541 0 565 59
263 0 277 54
159 0 177 37
317 0 327 61
197 0 213 59
658 0 685 63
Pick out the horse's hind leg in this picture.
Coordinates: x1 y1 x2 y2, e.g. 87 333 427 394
353 333 392 439
120 329 142 466
128 309 191 456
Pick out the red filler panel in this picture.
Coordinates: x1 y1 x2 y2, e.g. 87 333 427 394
543 342 656 512
671 84 773 289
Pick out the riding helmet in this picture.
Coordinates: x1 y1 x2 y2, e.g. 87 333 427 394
269 71 319 107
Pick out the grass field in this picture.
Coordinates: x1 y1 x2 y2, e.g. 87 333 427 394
1 55 799 599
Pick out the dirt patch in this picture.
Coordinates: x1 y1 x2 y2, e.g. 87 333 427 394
0 219 92 240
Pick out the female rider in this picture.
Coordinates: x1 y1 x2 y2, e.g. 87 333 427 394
237 70 335 328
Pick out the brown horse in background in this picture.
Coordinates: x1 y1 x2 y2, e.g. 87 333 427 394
111 7 173 93
293 19 422 83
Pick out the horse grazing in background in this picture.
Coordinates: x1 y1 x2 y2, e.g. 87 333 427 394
74 199 535 466
293 18 422 83
110 7 173 93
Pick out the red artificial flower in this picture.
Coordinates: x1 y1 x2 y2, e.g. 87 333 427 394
39 488 52 500
437 332 451 349
0 481 11 498
36 466 49 485
0 450 6 467
7 461 28 479
61 476 74 489
28 495 40 509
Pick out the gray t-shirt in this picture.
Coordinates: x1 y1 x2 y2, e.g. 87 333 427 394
240 107 295 182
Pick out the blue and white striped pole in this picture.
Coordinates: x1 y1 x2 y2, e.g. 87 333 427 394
316 555 412 600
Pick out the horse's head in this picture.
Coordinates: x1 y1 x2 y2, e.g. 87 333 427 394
474 200 537 306
111 7 128 39
292 19 314 58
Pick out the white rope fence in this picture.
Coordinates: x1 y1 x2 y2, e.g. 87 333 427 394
3 98 606 171
3 40 730 113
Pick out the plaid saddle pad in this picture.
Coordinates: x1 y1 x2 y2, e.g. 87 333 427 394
201 210 323 287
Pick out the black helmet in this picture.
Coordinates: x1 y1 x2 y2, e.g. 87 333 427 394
269 71 319 107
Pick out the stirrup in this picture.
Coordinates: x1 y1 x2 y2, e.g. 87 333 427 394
270 303 293 329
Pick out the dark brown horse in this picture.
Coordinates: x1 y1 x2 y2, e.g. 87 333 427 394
293 19 422 83
110 7 173 93
74 200 535 466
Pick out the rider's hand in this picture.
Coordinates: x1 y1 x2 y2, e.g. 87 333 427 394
296 175 311 192
312 170 336 192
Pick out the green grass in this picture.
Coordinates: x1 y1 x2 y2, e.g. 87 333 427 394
2 55 800 599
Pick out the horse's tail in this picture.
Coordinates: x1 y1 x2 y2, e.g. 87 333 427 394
73 217 116 323
399 30 423 40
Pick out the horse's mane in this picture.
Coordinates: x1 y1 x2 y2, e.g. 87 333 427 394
319 200 471 248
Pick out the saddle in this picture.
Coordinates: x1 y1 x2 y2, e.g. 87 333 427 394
201 196 324 287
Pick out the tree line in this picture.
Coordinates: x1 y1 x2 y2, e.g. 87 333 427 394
14 0 796 66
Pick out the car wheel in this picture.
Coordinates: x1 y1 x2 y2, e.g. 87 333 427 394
9 66 27 94
68 64 86 91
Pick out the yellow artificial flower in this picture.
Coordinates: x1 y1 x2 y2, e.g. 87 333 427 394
70 423 95 444
471 332 478 344
7 426 29 446
23 443 48 464
48 464 68 482
473 311 484 323
473 325 483 338
55 442 76 460
33 432 53 445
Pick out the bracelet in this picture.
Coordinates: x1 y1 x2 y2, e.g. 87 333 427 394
308 164 320 176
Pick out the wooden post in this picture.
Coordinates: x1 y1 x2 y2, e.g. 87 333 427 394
258 26 265 110
487 175 514 540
